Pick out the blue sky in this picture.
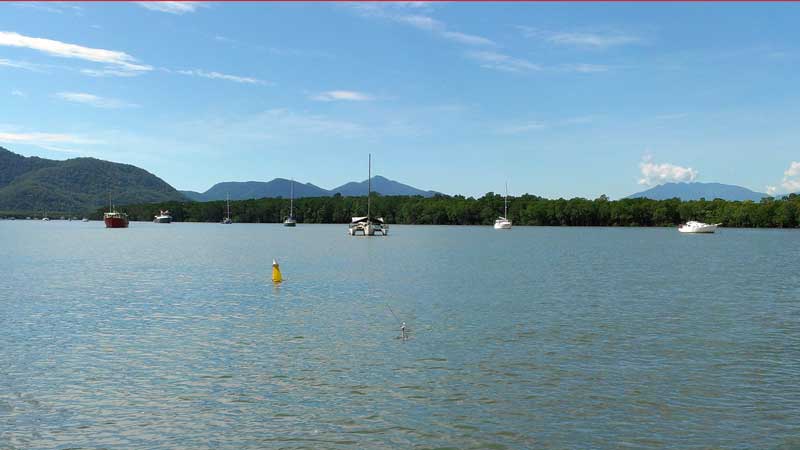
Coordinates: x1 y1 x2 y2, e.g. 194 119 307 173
2 2 799 198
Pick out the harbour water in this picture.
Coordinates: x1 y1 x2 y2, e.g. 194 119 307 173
1 221 799 449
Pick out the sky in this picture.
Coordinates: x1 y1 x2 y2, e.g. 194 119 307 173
1 1 799 199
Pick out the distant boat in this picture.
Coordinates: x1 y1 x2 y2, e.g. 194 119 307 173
154 210 172 224
348 153 388 236
284 178 297 227
41 210 49 221
494 182 512 230
222 194 232 224
81 218 89 222
678 221 720 233
104 195 129 228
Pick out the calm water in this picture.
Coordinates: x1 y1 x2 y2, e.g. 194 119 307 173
1 221 799 449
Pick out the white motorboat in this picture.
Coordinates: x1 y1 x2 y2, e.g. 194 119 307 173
348 154 388 236
678 221 721 233
154 210 172 223
284 178 297 227
493 182 512 230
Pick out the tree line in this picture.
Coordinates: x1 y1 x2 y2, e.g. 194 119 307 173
94 192 800 228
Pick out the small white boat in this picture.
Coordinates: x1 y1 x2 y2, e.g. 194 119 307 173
493 182 512 230
678 221 721 233
154 210 172 223
284 179 296 227
81 218 89 222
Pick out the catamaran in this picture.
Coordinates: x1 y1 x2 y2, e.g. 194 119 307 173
222 194 232 224
348 154 388 236
494 182 512 230
284 178 297 227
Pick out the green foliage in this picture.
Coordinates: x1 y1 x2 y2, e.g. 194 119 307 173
108 193 800 228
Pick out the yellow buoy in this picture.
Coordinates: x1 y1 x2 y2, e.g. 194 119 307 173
272 258 283 283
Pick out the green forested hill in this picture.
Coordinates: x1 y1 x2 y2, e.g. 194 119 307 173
0 147 186 214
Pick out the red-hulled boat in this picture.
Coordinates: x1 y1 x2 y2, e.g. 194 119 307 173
104 210 129 228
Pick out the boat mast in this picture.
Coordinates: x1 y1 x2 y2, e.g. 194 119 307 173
290 178 294 217
226 193 230 220
504 182 508 218
367 153 371 220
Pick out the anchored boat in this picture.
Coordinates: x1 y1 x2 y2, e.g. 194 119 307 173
284 179 297 227
154 210 172 223
348 154 388 236
678 221 720 233
493 182 512 230
222 194 232 224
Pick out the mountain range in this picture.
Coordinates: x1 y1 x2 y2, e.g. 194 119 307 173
181 176 439 201
0 147 186 213
626 182 769 201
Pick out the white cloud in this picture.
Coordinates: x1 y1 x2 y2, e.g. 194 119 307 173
348 4 493 47
311 90 374 102
0 31 151 75
498 116 595 134
638 155 698 186
176 69 269 85
441 31 495 46
769 161 800 195
519 27 643 49
0 131 99 146
0 57 44 72
11 90 26 97
557 63 611 73
135 2 205 14
11 2 83 14
56 92 138 109
465 51 541 73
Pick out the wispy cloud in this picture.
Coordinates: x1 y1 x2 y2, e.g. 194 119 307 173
136 2 205 14
0 31 151 76
767 161 800 195
0 131 100 146
348 4 493 47
466 51 541 73
0 57 45 72
441 31 495 46
497 116 595 134
519 26 643 49
638 155 698 186
311 90 374 102
176 69 270 85
11 90 26 97
11 2 82 14
56 92 138 109
556 63 611 73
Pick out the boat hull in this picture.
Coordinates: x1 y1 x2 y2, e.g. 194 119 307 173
494 222 512 230
678 225 718 233
104 217 129 228
284 221 296 227
154 217 172 224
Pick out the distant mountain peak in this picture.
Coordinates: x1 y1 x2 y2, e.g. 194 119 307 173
182 175 439 201
627 181 768 201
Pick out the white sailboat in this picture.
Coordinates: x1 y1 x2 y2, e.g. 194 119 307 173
284 179 297 227
222 194 232 224
348 154 388 236
494 182 512 230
